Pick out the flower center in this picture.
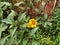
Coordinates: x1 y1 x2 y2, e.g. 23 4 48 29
32 20 36 25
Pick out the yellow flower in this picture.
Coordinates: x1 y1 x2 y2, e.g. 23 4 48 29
27 19 38 28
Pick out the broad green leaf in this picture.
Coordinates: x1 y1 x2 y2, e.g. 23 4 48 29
22 39 28 45
31 41 39 45
27 42 31 45
58 43 60 45
47 22 52 27
2 10 16 24
25 16 30 22
5 37 14 45
20 23 26 28
43 22 47 27
18 12 26 22
0 2 11 6
58 32 60 41
44 13 48 19
7 10 16 20
0 9 3 19
29 27 39 36
40 6 44 10
9 25 14 29
44 22 52 27
16 30 25 43
42 1 46 6
0 2 5 8
0 35 9 45
2 5 8 10
0 23 8 37
35 8 41 14
34 0 40 2
0 2 11 10
9 27 17 37
36 16 41 21
1 19 13 24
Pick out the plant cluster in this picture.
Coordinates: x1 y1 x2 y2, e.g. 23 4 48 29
0 0 60 45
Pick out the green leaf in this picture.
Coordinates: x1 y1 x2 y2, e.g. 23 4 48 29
40 6 44 10
2 5 8 10
22 39 28 45
44 13 48 19
0 23 8 37
43 22 52 27
43 22 47 27
18 12 26 22
0 2 4 8
42 1 46 6
7 10 16 19
58 32 60 41
34 0 40 2
0 9 3 19
0 35 9 45
31 40 39 45
5 36 14 45
21 23 26 28
58 43 60 45
29 27 39 36
9 27 17 37
35 8 41 14
25 16 30 22
0 2 11 6
2 10 16 24
1 19 13 24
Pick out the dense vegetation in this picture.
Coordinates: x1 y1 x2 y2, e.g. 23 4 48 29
0 0 60 45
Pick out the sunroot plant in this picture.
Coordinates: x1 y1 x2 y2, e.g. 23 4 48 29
0 0 60 45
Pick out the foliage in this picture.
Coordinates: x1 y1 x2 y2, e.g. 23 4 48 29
0 1 60 45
